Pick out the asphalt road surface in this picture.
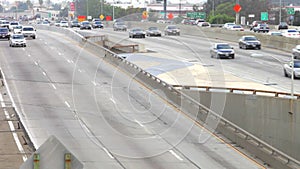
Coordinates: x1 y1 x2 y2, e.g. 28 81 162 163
0 28 267 168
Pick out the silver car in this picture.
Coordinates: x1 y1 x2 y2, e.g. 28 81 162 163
9 34 26 47
164 25 180 36
283 60 300 78
210 43 235 59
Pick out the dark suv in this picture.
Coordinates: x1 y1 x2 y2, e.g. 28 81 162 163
0 27 10 40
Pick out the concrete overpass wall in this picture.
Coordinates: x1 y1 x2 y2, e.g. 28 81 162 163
183 90 300 162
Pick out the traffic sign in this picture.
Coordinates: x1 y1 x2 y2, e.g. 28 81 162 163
70 2 75 11
100 14 104 20
287 8 295 15
168 13 173 20
186 12 206 19
142 11 148 19
233 4 242 13
261 12 268 21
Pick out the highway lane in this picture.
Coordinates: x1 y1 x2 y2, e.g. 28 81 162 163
0 30 265 168
94 27 300 94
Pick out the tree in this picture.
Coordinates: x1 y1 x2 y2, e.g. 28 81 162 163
26 0 33 9
39 0 43 7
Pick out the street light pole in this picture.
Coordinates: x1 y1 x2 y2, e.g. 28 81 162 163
87 0 89 18
279 0 282 23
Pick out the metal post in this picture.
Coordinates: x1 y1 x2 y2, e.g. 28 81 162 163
235 0 239 24
163 0 166 20
212 0 214 16
87 0 89 18
112 4 114 21
289 54 294 114
279 0 282 23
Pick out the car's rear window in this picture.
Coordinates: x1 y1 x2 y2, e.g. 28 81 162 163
217 44 231 49
13 35 24 39
23 27 34 31
244 37 257 41
288 30 297 33
294 62 300 68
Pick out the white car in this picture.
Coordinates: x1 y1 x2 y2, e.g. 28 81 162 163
283 60 300 78
22 26 36 39
9 34 26 47
9 21 20 31
59 21 68 27
281 29 300 38
229 25 244 31
223 23 235 29
13 25 22 34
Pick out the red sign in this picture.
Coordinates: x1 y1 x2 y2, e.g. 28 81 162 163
168 13 173 20
70 2 75 11
233 4 241 13
106 16 112 21
77 15 86 22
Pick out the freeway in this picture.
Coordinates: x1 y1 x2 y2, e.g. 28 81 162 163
0 28 266 168
95 27 300 94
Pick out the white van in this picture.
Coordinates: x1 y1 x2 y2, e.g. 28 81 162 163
22 26 36 39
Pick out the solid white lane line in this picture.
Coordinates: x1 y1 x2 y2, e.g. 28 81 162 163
169 150 183 161
103 147 114 159
42 72 46 76
0 94 27 161
51 84 57 90
64 101 71 108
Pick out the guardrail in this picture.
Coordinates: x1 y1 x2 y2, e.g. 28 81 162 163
172 85 300 99
36 25 300 169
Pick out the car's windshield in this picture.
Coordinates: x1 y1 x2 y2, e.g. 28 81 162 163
287 30 297 33
294 62 300 68
149 27 158 30
13 35 24 39
233 25 241 28
10 22 18 25
95 21 102 24
244 37 257 41
168 26 177 29
133 28 142 31
23 27 34 31
0 28 8 32
217 44 231 49
82 22 89 25
116 22 125 25
14 26 22 29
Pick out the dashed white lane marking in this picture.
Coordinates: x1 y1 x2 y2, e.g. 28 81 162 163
169 150 183 161
44 42 48 45
78 69 82 72
58 52 62 56
103 147 114 159
91 81 97 86
42 72 46 76
0 94 27 161
34 61 38 66
51 84 57 89
110 98 116 104
64 101 71 108
134 119 144 127
28 54 31 57
22 48 25 51
134 119 153 135
67 59 71 63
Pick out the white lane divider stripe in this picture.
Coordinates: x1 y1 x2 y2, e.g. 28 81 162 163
78 69 82 73
91 81 97 86
42 72 46 76
51 84 57 90
169 150 183 161
64 101 71 108
0 94 27 161
34 61 38 66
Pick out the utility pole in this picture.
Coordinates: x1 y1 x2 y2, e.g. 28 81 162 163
279 0 282 23
163 0 166 20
